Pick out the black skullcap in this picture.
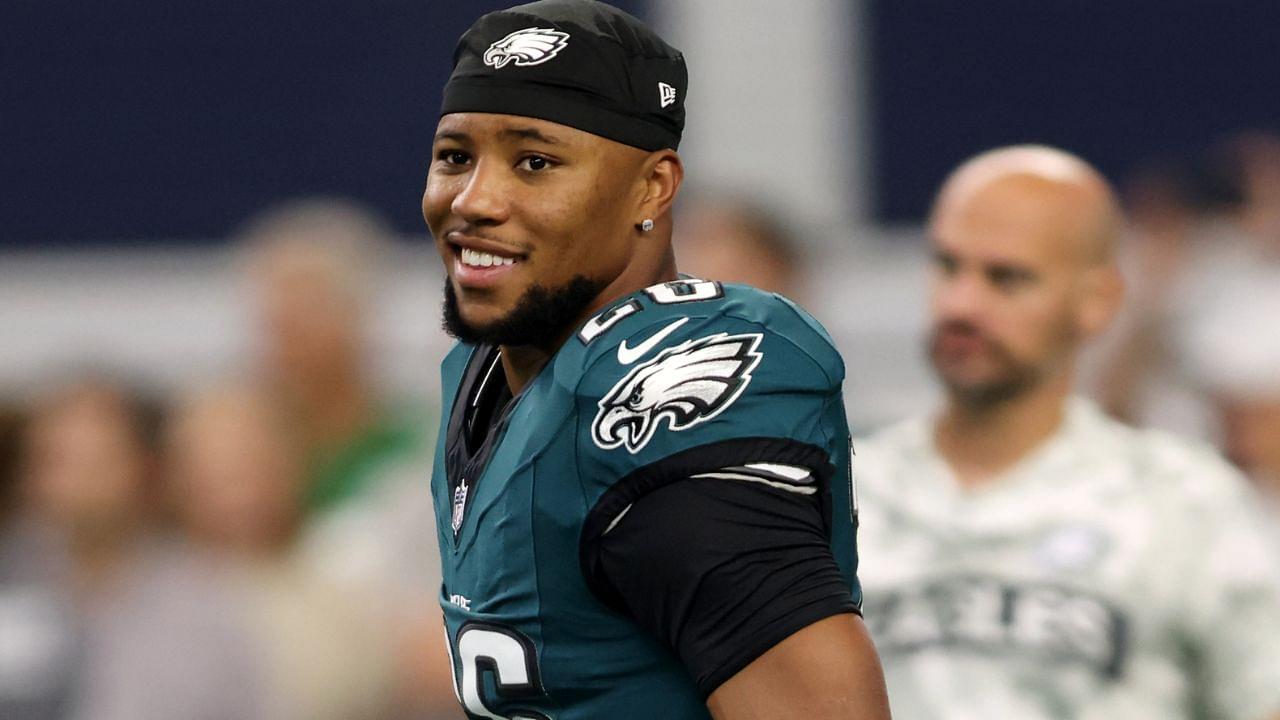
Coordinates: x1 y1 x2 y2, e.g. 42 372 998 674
441 0 687 151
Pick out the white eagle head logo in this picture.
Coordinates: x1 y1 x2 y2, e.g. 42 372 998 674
592 332 763 454
483 27 570 70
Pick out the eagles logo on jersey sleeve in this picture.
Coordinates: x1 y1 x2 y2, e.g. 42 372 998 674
571 279 847 499
592 330 763 454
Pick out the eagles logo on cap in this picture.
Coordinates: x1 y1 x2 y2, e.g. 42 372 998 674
443 0 686 151
483 27 570 69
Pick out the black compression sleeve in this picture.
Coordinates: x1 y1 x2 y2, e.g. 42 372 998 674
584 473 859 697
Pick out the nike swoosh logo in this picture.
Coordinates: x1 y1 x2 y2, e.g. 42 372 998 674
617 317 689 365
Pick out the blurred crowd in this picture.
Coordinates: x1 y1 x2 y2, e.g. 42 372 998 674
0 201 457 719
1095 132 1280 502
2 131 1279 720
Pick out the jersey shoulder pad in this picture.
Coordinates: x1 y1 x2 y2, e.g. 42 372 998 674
567 279 844 469
719 283 845 384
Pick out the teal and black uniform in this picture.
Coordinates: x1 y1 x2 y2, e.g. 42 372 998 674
432 279 862 719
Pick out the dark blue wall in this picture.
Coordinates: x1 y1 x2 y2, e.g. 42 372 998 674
1 1 647 246
868 1 1280 221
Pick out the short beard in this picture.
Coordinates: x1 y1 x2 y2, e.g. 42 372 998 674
442 275 607 348
943 367 1040 409
928 323 1042 410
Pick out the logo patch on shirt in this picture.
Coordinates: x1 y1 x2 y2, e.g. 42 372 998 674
592 332 763 453
483 28 570 69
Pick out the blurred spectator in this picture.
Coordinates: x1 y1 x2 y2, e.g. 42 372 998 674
1221 396 1280 506
165 382 398 720
1227 133 1280 257
1096 133 1280 452
1091 152 1243 432
239 199 424 520
1178 135 1280 504
857 146 1280 720
673 192 803 298
23 382 159 573
0 404 77 720
1180 268 1280 504
1093 159 1207 421
8 378 266 720
237 199 454 715
1172 137 1280 491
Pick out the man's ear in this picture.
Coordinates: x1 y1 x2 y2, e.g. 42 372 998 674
635 150 683 224
1077 264 1125 339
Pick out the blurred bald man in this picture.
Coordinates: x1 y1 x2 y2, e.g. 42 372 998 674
856 146 1280 720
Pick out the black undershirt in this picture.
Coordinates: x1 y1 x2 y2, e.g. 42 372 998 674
579 440 860 698
463 349 511 456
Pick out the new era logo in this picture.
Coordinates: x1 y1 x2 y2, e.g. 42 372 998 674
658 82 677 108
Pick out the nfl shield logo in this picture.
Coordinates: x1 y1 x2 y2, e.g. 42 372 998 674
451 479 469 536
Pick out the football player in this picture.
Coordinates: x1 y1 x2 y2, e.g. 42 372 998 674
856 145 1280 720
421 1 890 718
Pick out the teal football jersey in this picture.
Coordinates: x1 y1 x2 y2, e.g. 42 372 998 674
432 279 860 719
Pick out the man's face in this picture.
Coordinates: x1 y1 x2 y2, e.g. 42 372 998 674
25 389 147 534
423 113 647 345
253 251 360 385
926 181 1088 406
168 391 301 553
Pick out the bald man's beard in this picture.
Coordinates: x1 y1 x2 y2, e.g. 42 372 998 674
442 275 607 348
928 321 1044 409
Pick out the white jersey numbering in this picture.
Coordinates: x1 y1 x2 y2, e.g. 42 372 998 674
856 398 1280 720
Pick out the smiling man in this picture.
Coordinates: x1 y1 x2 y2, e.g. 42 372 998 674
421 2 889 719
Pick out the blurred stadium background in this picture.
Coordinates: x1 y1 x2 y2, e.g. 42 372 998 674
2 1 1278 718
